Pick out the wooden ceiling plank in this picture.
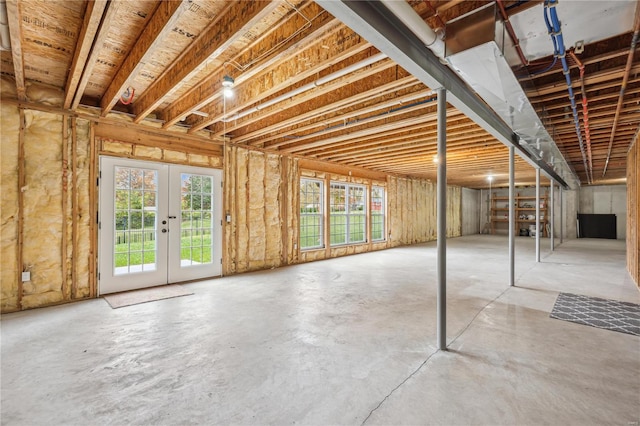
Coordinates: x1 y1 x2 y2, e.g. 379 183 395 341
63 0 109 109
100 0 187 116
5 0 25 101
72 0 124 110
132 0 279 122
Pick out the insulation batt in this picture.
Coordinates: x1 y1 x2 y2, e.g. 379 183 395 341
1 103 20 310
21 110 65 307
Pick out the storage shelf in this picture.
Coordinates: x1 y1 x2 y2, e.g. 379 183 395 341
490 191 548 237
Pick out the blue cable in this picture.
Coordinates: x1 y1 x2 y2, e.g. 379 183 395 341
544 0 588 175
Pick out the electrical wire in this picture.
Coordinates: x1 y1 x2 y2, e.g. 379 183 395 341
120 87 135 105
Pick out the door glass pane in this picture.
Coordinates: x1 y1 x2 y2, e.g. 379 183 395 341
114 166 158 275
180 173 214 267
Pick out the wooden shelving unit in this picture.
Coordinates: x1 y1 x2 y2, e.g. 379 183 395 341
490 192 548 237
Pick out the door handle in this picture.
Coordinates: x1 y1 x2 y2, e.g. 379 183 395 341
162 220 167 225
162 229 168 233
168 216 177 219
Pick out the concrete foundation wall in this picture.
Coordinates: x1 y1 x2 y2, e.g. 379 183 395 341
578 185 627 240
461 187 480 235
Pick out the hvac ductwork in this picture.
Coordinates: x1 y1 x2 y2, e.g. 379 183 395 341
443 5 578 186
379 0 578 187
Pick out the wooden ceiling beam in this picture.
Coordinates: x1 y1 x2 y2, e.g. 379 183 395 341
519 47 632 81
301 113 474 157
161 3 338 128
346 137 506 163
132 0 280 122
71 0 124 109
280 109 464 154
5 0 25 101
238 82 427 146
252 76 424 149
544 108 640 131
188 38 376 134
317 120 484 160
527 63 640 97
63 0 108 109
252 86 430 149
100 0 187 116
538 93 640 117
329 131 498 164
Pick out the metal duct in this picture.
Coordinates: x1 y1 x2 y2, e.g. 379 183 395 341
445 7 579 187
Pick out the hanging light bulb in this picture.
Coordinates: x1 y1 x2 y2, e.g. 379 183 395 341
222 75 234 99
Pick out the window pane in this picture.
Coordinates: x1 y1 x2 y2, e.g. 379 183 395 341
180 173 214 267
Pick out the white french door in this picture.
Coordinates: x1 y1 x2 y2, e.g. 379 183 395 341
99 157 222 295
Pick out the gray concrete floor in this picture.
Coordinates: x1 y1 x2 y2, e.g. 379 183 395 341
2 235 639 425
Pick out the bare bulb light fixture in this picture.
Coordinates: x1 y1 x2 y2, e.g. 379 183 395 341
222 75 235 99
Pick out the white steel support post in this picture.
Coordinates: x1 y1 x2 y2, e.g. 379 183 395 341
436 87 447 351
536 168 541 262
509 145 515 286
550 182 555 251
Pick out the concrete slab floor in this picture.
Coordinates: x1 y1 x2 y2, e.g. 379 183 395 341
1 235 639 425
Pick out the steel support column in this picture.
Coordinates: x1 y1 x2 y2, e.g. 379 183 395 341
536 168 541 262
436 87 447 351
560 187 564 244
550 182 555 251
509 145 515 286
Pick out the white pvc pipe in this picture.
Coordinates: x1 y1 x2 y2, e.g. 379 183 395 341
222 52 387 122
379 0 446 58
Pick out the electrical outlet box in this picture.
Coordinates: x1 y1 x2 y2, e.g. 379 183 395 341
21 271 31 282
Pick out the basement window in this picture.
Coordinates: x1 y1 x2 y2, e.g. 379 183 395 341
371 186 385 241
300 178 324 250
330 182 366 246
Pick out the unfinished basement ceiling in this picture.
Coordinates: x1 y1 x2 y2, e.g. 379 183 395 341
1 0 638 189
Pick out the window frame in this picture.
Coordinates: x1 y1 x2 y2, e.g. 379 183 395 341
329 181 367 246
299 178 324 250
371 185 386 242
